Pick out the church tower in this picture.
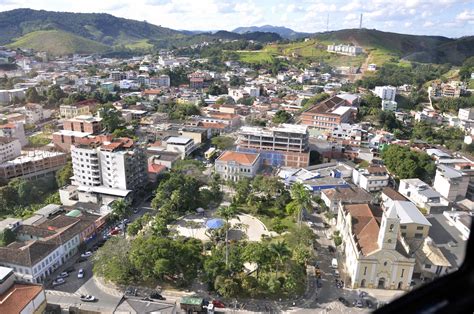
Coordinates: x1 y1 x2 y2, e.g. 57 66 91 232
377 204 399 250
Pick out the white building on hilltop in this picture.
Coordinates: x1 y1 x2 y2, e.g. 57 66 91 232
433 165 469 202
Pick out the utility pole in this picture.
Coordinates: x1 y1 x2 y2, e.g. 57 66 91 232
359 13 363 29
326 14 329 32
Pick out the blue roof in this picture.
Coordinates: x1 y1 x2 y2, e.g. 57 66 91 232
206 218 225 229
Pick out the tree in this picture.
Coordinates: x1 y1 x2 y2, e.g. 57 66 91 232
211 136 234 150
110 199 130 221
270 241 290 278
289 182 312 226
0 229 16 247
92 237 134 284
25 87 42 103
229 76 245 87
301 92 330 110
56 161 73 187
98 104 124 132
217 203 239 268
272 110 292 124
46 84 66 106
242 242 272 279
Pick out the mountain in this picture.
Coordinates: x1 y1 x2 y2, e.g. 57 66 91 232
233 25 309 39
310 28 473 65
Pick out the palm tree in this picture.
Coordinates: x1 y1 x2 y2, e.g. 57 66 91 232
290 182 312 227
217 203 239 268
270 241 290 278
111 199 130 221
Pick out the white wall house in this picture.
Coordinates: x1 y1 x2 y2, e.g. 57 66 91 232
0 137 21 163
352 165 389 192
215 151 261 181
398 179 449 213
433 165 469 202
165 136 196 159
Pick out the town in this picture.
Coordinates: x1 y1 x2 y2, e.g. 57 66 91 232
0 6 473 314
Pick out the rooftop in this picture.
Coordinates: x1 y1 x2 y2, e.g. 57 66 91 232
166 136 193 145
343 203 382 256
216 150 260 166
390 201 431 226
0 283 44 314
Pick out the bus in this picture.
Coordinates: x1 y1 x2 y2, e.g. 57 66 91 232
204 147 217 159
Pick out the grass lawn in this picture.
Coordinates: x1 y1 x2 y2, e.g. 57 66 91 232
235 50 275 64
124 39 153 50
469 79 474 89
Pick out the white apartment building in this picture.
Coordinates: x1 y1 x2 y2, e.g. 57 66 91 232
458 108 474 121
0 122 27 147
398 179 449 213
0 137 21 163
433 165 469 202
215 151 261 181
23 103 51 124
71 137 147 204
327 44 363 56
374 86 397 102
382 100 398 112
352 165 389 192
157 74 171 87
165 136 196 159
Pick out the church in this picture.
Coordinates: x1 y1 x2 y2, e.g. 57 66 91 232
336 203 415 290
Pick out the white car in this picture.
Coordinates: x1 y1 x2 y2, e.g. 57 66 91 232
80 295 96 302
57 272 69 278
78 268 84 279
81 251 92 258
52 278 66 286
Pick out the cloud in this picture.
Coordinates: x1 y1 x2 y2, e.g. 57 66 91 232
423 21 434 27
456 9 474 24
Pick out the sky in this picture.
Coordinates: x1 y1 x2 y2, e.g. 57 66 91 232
0 0 473 38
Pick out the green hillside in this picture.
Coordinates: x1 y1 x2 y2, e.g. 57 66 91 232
7 30 110 55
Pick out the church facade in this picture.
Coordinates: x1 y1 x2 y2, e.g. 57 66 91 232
336 203 415 290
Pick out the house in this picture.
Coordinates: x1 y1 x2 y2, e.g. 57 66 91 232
321 186 373 213
0 266 47 314
0 122 27 147
0 137 21 163
352 164 389 192
336 203 415 290
374 86 396 102
386 201 431 240
412 238 451 280
300 96 356 131
398 179 450 214
164 136 196 159
215 151 261 181
433 165 469 202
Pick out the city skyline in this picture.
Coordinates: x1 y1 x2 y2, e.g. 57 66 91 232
0 0 473 38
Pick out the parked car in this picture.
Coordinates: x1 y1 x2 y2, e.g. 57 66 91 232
212 300 225 308
331 258 338 269
125 287 138 296
149 292 165 300
81 251 92 258
58 272 69 278
52 278 66 287
354 299 364 308
78 268 84 279
109 228 120 236
328 246 336 253
133 208 139 214
338 297 350 307
80 295 96 302
122 218 130 225
67 264 77 270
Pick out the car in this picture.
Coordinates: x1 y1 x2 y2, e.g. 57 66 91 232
366 299 374 308
149 292 166 300
133 208 139 214
359 291 368 298
78 268 84 279
81 251 92 258
328 246 336 253
58 272 69 278
354 299 364 308
122 218 130 225
331 258 338 269
448 241 457 247
323 222 330 228
109 228 120 236
80 295 96 302
76 257 87 263
64 266 75 273
52 278 66 287
338 297 350 307
212 300 225 308
307 221 314 227
125 287 138 296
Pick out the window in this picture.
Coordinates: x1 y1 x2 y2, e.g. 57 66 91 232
401 232 406 237
384 261 388 266
389 224 394 231
416 226 424 231
400 225 407 230
388 239 392 243
415 233 423 239
425 264 432 269
401 269 404 278
364 266 367 275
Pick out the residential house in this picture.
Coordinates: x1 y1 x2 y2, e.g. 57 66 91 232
398 179 450 214
433 165 469 202
352 164 389 192
214 151 262 181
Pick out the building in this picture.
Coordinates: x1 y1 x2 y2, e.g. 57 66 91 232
386 201 431 240
0 150 67 181
458 108 474 121
59 101 93 119
164 136 196 159
321 186 373 213
215 151 261 181
374 86 397 102
0 122 27 147
412 238 451 280
398 179 449 214
23 103 51 125
381 100 398 112
53 115 102 152
327 44 363 56
70 137 147 204
0 88 26 104
0 266 46 314
430 81 464 98
330 123 368 147
156 75 171 87
237 124 310 168
300 96 356 131
0 137 21 163
337 203 415 290
433 165 469 202
352 164 389 192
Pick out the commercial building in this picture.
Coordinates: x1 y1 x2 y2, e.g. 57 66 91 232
164 136 196 159
300 96 356 131
0 150 67 181
0 137 21 163
237 124 310 168
352 164 389 192
70 137 147 204
337 203 415 290
215 151 261 181
433 165 469 202
0 267 46 314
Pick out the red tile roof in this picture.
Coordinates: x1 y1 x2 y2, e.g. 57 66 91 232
217 151 259 166
0 283 44 314
343 204 382 256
